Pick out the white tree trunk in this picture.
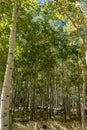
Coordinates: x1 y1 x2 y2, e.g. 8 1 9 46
81 39 86 130
0 1 19 130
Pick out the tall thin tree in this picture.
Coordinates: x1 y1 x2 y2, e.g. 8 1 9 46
0 0 19 130
55 1 86 130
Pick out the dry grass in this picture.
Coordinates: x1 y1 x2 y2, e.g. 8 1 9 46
13 120 87 130
13 121 38 130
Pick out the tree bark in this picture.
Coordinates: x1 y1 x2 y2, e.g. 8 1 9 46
81 39 86 130
0 1 19 130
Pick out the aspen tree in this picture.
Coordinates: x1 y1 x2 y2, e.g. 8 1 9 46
0 0 19 130
55 1 86 130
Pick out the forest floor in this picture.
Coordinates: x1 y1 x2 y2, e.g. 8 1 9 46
12 110 87 130
12 119 87 130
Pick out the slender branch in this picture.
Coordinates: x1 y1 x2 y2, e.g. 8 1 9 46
55 0 84 40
